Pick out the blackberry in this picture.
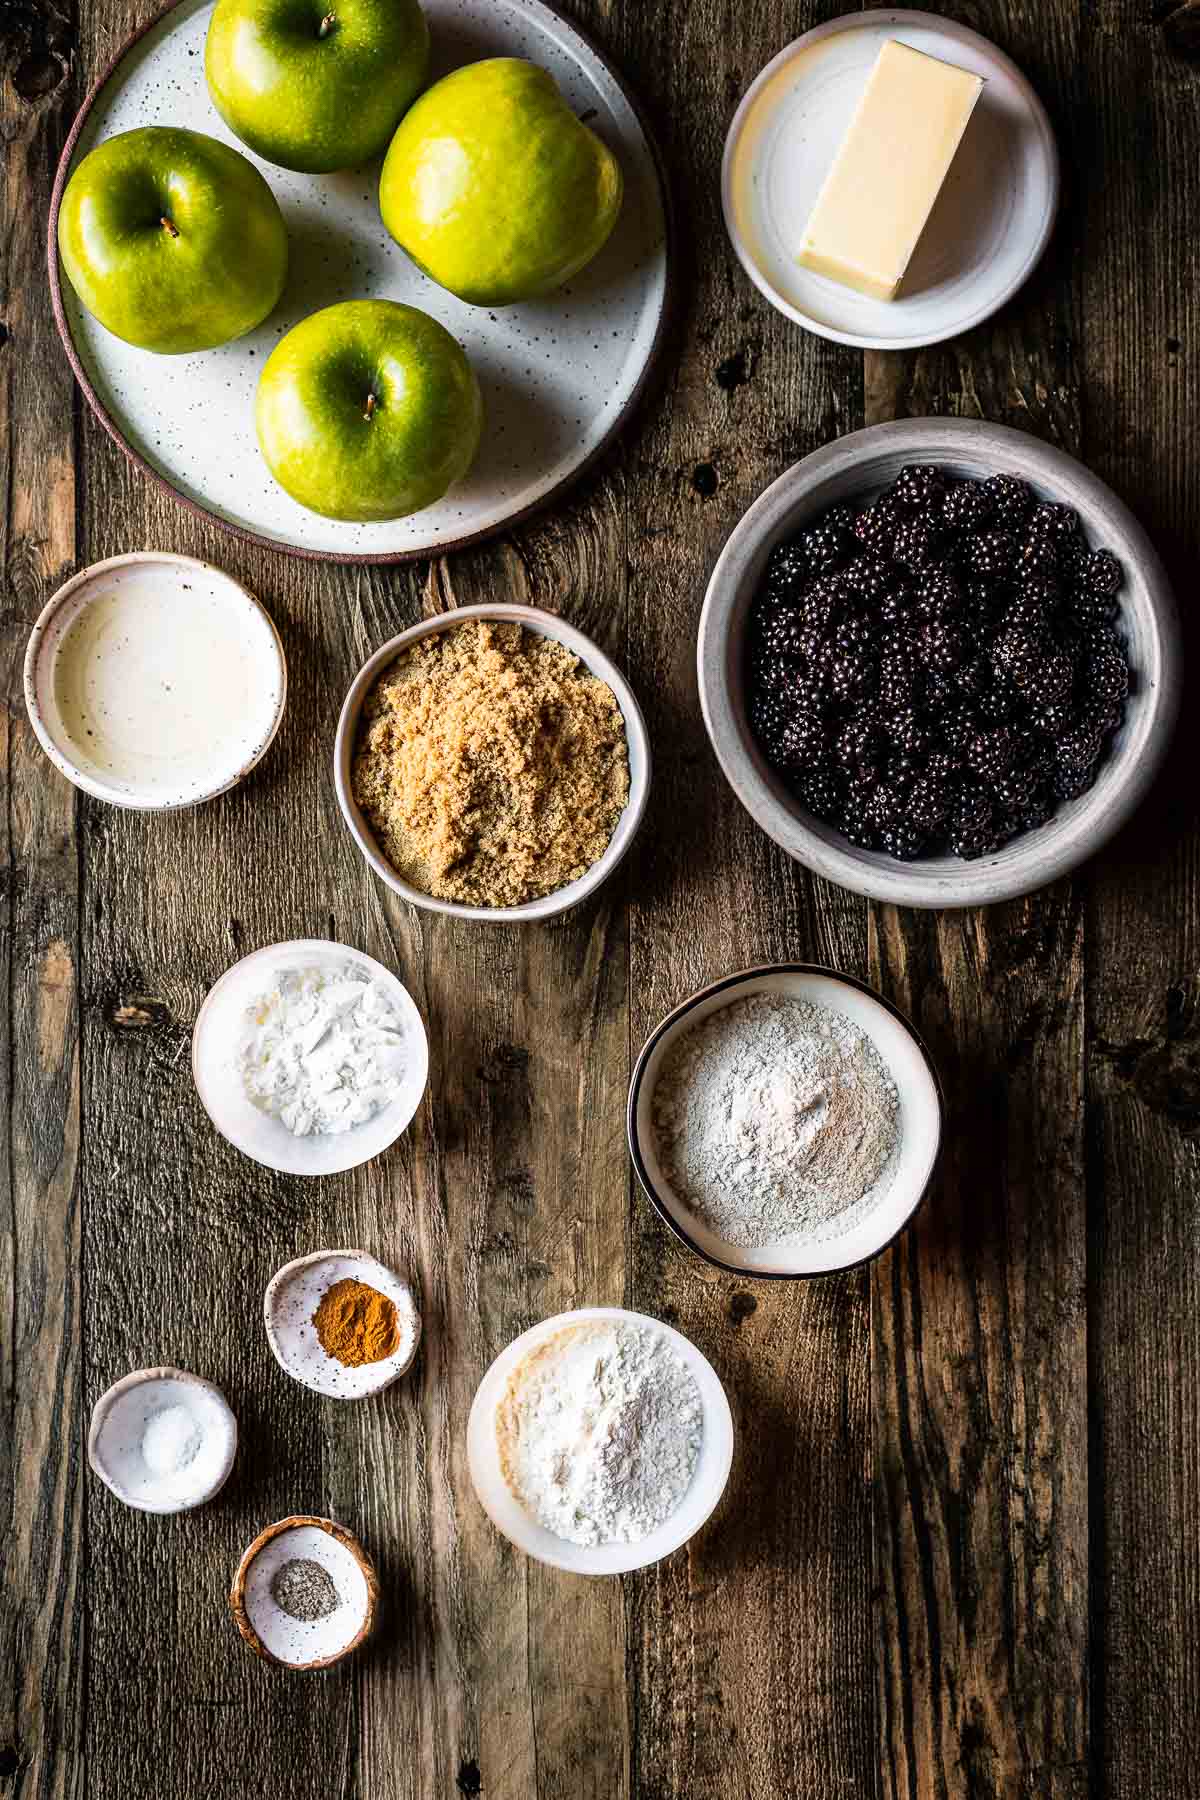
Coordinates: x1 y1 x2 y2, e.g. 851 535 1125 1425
1011 572 1061 616
913 567 961 621
1013 651 1073 709
1028 501 1080 543
990 623 1046 682
916 618 966 672
801 572 846 626
769 708 828 773
763 540 808 595
892 516 943 572
878 645 917 710
1054 763 1097 802
961 529 1015 578
883 706 931 760
832 612 874 657
827 650 878 704
880 820 928 861
877 585 915 629
824 502 857 536
890 464 948 512
748 688 791 747
967 726 1021 783
1057 724 1105 769
949 784 1001 859
1072 547 1122 600
852 497 900 554
1015 531 1060 577
992 763 1043 813
982 473 1033 529
941 480 992 535
835 714 886 780
1029 697 1074 737
919 669 957 714
755 604 809 660
885 752 925 792
976 678 1022 725
1065 583 1119 627
842 553 895 605
840 782 882 849
1012 790 1055 833
953 654 991 702
865 781 909 833
924 749 962 785
1092 698 1125 737
794 769 842 819
906 775 952 833
961 579 1008 628
801 519 849 573
938 707 977 762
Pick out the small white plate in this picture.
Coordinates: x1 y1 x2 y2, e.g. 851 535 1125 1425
88 1366 238 1514
192 940 429 1176
467 1306 734 1575
628 966 943 1278
49 0 669 562
264 1248 421 1399
722 9 1059 349
24 551 286 810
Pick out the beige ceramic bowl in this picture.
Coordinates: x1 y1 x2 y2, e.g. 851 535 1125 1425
230 1515 379 1671
334 604 651 923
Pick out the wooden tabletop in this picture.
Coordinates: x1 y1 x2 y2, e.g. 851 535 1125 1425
3 2 1198 1795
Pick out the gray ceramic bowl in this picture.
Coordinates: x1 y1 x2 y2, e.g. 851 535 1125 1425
698 420 1182 907
335 604 650 923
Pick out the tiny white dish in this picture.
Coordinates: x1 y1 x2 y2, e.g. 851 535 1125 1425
722 9 1059 348
192 939 429 1176
24 551 286 810
49 0 670 563
628 966 943 1278
334 604 651 924
467 1306 734 1574
265 1248 421 1399
230 1516 379 1670
88 1365 238 1514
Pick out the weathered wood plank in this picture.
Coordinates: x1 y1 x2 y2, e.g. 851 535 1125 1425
1080 7 1200 1795
865 7 1090 1794
0 8 84 1796
617 0 877 1791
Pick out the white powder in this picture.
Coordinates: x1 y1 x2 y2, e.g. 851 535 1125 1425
140 1404 201 1477
240 964 409 1136
651 993 900 1247
496 1323 703 1546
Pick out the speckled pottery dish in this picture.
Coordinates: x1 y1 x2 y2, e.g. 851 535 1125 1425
47 0 670 563
467 1306 734 1575
264 1249 421 1399
191 940 429 1176
88 1366 238 1514
698 419 1182 908
230 1516 379 1670
334 604 651 923
24 552 286 810
628 965 943 1279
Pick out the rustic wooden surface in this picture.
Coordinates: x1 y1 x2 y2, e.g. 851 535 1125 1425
2 0 1198 1795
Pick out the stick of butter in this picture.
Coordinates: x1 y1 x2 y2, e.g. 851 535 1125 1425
797 40 984 302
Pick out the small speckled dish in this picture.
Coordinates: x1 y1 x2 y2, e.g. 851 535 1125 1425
191 940 429 1176
467 1306 734 1575
231 1516 379 1670
334 604 651 923
24 552 286 810
88 1366 238 1514
265 1249 421 1399
627 966 944 1278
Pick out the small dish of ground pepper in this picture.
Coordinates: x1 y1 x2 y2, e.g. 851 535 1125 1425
264 1248 422 1399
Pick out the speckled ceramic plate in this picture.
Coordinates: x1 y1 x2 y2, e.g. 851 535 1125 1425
48 0 670 562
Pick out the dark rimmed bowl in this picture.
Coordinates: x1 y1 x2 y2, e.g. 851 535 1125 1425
628 964 943 1278
697 419 1182 908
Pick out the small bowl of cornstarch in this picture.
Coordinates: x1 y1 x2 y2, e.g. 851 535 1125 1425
192 939 429 1175
628 965 943 1277
468 1306 734 1574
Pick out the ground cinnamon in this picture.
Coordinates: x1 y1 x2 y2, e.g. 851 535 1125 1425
312 1278 400 1367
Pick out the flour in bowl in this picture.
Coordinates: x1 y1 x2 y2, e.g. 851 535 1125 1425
240 964 410 1137
651 992 900 1247
496 1321 703 1546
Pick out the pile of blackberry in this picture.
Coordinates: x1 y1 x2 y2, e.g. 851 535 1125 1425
744 466 1131 860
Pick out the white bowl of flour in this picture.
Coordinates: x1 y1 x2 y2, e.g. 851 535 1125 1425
628 965 943 1277
192 940 429 1175
468 1307 734 1574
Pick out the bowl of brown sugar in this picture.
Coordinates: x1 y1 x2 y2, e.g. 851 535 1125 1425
335 605 651 922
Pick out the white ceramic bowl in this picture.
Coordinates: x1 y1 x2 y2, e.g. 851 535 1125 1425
24 551 286 810
192 940 429 1176
628 965 943 1278
88 1366 238 1514
698 419 1182 908
467 1306 734 1574
264 1249 422 1399
334 605 651 923
722 9 1059 349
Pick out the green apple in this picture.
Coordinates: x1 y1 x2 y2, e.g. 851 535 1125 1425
57 127 288 354
205 0 429 174
379 57 623 305
256 299 482 520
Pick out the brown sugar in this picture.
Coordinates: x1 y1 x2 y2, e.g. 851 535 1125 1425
352 619 630 908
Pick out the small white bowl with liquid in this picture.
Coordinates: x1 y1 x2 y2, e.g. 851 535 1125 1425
24 551 286 810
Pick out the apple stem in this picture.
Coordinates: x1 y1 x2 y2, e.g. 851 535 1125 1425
364 392 377 421
318 11 336 35
160 215 180 238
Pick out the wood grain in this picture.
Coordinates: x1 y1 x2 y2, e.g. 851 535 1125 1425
0 10 84 1797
